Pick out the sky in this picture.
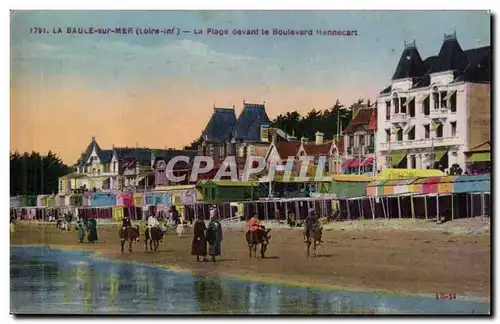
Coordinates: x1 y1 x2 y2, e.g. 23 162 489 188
10 10 491 164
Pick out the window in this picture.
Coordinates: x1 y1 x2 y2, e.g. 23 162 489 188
432 86 439 109
370 134 375 148
451 122 457 136
359 135 365 146
450 93 457 112
397 129 403 142
393 93 400 114
423 96 430 116
385 129 391 142
410 155 417 169
436 124 443 138
408 127 415 140
349 136 354 147
440 91 447 109
385 101 391 120
424 124 430 139
409 99 415 117
400 97 407 114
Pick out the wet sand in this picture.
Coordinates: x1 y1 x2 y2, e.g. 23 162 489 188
10 220 491 300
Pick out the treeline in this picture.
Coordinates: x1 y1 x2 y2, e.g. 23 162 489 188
184 99 369 150
10 151 73 196
271 99 366 141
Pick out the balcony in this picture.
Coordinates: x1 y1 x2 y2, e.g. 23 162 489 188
391 113 409 124
378 137 458 151
429 108 448 119
351 146 374 155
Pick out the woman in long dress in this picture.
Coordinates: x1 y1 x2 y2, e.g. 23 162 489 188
206 213 223 262
87 218 98 243
191 216 207 262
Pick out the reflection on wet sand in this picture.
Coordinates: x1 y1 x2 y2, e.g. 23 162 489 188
10 247 490 315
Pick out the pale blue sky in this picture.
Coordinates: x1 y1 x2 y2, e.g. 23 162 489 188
11 10 491 91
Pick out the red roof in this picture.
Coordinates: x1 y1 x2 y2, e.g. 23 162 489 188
343 108 376 134
275 141 301 159
303 142 333 156
367 109 377 131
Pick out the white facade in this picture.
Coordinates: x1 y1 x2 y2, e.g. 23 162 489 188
376 74 468 171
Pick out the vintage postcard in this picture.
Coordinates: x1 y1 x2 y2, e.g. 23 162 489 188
10 10 491 315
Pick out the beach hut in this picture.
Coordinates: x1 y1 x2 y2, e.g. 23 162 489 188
36 195 48 207
117 192 134 207
45 195 55 208
112 206 124 222
133 192 144 206
197 180 258 202
10 196 20 208
89 192 117 207
144 192 171 206
329 174 371 198
20 195 37 207
55 194 65 207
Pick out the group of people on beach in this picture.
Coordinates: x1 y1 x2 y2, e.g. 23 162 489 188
76 218 98 243
191 205 223 262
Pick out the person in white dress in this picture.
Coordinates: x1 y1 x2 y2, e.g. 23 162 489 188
147 213 160 238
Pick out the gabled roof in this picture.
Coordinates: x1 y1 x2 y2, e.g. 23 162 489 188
367 109 377 131
77 137 100 166
391 42 426 80
275 141 301 159
303 142 333 156
233 103 271 142
343 108 376 134
201 107 237 142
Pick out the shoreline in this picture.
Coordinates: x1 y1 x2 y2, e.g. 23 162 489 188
10 243 490 304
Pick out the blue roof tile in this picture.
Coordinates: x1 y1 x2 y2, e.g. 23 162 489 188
201 107 237 142
232 103 271 142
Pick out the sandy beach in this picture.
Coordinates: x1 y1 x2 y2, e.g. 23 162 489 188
10 218 491 301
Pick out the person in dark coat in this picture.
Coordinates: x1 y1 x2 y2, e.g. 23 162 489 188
206 213 223 262
87 218 98 243
303 209 320 242
122 216 131 229
191 215 207 262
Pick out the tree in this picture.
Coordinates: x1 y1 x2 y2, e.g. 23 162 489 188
184 136 203 151
10 150 73 196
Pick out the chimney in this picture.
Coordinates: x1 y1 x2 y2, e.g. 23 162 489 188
315 132 324 145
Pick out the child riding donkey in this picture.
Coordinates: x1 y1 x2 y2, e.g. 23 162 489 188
303 209 323 244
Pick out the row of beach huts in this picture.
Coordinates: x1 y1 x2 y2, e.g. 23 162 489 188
10 170 491 223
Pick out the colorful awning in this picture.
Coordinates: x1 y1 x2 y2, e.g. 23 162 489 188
361 156 374 167
349 159 361 168
341 159 354 168
444 89 457 101
390 151 407 167
433 149 448 161
466 152 490 163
